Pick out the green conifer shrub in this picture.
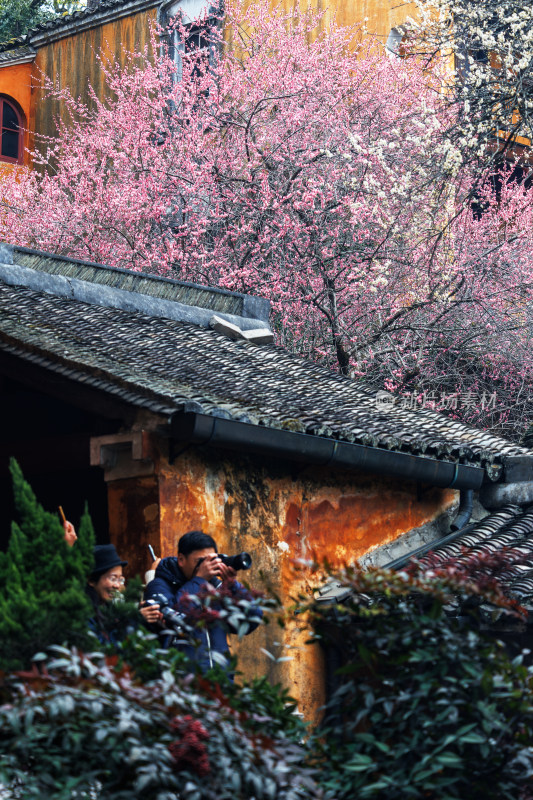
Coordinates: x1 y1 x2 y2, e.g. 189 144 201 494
0 458 95 671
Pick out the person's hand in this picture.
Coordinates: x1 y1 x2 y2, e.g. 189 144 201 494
63 520 77 547
218 561 237 583
194 553 223 581
140 602 163 624
150 557 161 571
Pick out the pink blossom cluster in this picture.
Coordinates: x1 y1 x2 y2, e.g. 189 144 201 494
2 1 533 436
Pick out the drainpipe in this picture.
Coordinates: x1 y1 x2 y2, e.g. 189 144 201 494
383 519 480 571
450 489 474 531
385 490 474 570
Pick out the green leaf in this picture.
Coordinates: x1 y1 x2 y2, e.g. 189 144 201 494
436 752 463 767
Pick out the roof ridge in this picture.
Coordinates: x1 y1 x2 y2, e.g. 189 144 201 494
0 244 271 331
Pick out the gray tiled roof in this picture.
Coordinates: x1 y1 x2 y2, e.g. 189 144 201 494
416 505 533 603
0 1 118 47
0 45 36 62
1 247 532 479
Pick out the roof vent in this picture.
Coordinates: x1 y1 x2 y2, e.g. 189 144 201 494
209 314 274 345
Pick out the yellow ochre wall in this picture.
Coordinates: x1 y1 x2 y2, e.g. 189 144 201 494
277 0 416 42
32 7 157 144
107 446 454 723
1 0 416 161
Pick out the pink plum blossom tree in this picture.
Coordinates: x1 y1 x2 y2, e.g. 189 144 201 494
2 1 533 438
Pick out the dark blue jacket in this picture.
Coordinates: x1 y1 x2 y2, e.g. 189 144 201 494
144 556 262 672
86 585 133 646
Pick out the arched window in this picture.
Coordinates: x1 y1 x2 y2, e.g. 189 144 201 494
0 97 23 164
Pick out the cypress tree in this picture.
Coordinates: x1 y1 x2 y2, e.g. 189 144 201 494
0 458 95 671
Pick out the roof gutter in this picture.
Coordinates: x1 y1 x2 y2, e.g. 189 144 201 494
169 412 484 490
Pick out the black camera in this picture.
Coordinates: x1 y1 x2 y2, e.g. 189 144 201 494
219 552 252 571
144 593 187 632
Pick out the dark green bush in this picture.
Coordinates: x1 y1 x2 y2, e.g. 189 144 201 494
0 463 312 798
0 459 95 670
0 639 317 800
303 563 533 800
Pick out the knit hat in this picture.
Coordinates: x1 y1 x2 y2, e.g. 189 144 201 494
90 544 128 579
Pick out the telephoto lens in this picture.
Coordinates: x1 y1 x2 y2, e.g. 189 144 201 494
144 594 187 632
219 552 252 571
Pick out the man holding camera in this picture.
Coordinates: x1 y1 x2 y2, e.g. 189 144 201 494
143 530 262 673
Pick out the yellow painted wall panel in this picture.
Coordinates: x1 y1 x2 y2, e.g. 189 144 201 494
243 0 416 42
24 0 417 150
33 8 157 144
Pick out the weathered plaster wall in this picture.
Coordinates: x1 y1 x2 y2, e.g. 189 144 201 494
107 474 161 570
18 0 417 161
225 0 416 63
32 8 157 145
106 442 455 722
238 0 416 42
285 0 415 41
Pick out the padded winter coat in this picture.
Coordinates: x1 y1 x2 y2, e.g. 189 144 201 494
143 556 262 672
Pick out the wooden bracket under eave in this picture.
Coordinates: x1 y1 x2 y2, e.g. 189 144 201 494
90 430 156 481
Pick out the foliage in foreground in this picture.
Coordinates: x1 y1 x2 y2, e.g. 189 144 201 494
0 458 95 671
0 464 312 799
0 638 315 800
3 462 533 799
301 561 533 800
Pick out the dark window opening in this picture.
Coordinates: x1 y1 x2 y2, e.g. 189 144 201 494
185 23 211 54
167 16 219 86
491 161 533 200
471 47 488 65
0 97 23 164
0 374 117 552
185 23 212 84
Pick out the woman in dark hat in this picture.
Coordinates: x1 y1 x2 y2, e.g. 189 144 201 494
87 544 128 606
87 544 161 643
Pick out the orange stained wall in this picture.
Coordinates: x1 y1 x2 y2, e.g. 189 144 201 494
106 445 455 724
0 62 33 168
32 7 157 145
225 0 417 59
